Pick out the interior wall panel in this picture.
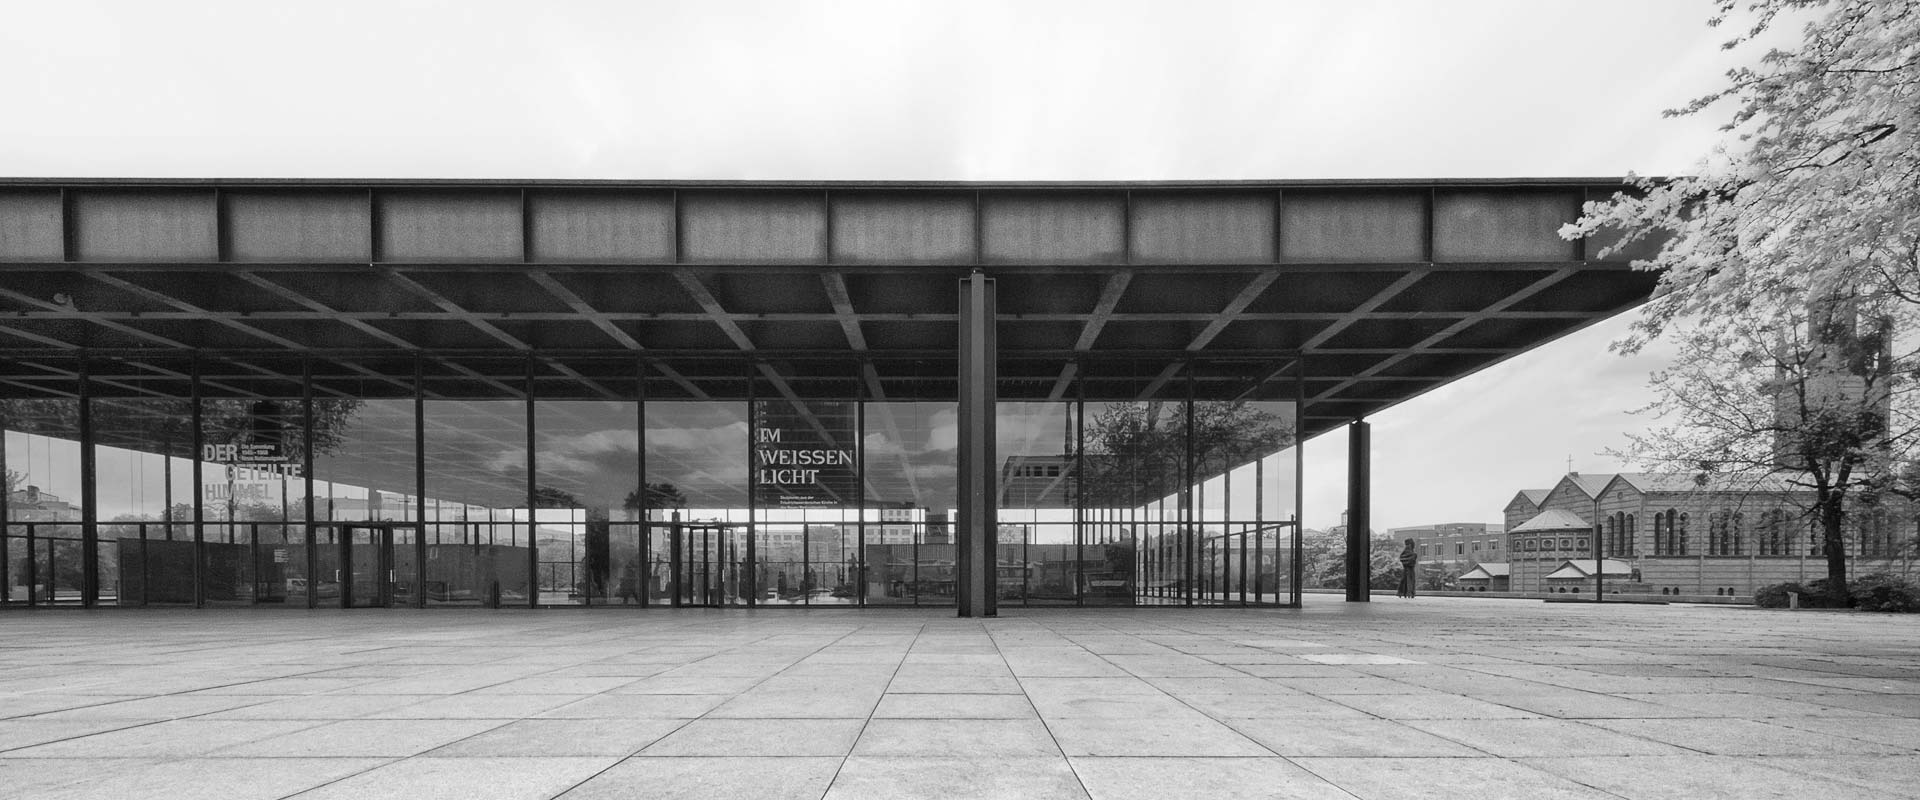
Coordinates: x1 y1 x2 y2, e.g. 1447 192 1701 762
1129 193 1275 263
73 190 218 262
1432 191 1580 262
1279 192 1424 262
982 193 1124 264
529 191 674 262
377 191 522 262
831 192 973 264
0 190 62 261
226 191 372 262
682 192 826 263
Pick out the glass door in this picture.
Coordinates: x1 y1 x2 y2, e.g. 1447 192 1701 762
341 524 396 608
674 523 741 607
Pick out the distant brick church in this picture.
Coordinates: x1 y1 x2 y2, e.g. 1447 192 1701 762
1498 472 1914 598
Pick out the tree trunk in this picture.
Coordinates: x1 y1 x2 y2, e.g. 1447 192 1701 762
1819 496 1849 605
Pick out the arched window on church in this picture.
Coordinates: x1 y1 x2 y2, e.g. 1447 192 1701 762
1708 511 1725 555
1731 512 1744 556
1765 510 1787 556
1625 512 1636 556
1861 508 1889 557
1677 511 1689 555
1653 512 1667 555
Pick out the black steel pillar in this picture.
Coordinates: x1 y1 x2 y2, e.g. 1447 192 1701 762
1345 419 1371 602
521 355 537 609
745 364 757 608
78 358 98 607
190 357 205 608
956 273 997 618
302 360 319 609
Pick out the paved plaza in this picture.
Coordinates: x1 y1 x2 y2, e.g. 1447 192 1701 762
1 597 1917 799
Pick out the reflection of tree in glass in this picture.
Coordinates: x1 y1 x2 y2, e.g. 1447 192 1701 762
1080 401 1294 507
3 398 361 458
3 397 363 525
623 482 687 519
547 482 685 599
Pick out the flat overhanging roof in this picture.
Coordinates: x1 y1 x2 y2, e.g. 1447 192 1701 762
0 178 1660 439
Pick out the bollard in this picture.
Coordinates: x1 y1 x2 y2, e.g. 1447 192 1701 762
1787 591 1800 609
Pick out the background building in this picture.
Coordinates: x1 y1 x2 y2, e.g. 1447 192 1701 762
1502 472 1915 597
1388 522 1504 573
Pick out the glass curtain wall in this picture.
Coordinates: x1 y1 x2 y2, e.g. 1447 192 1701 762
3 356 1304 611
1190 399 1299 605
422 382 532 607
310 393 416 607
2 399 83 606
90 398 196 606
996 401 1078 606
532 369 642 607
644 386 749 607
1082 397 1186 605
197 394 307 606
862 401 957 606
751 362 860 607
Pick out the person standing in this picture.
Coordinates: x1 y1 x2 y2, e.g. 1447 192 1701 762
1397 539 1418 599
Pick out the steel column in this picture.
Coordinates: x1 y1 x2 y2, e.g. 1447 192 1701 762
956 274 997 618
522 355 537 608
745 362 757 608
191 356 205 608
1345 419 1371 602
78 358 97 607
303 358 318 610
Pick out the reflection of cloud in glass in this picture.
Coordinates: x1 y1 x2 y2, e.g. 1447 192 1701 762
650 421 748 452
923 409 956 451
997 404 1069 454
532 429 642 475
486 446 527 474
863 431 904 456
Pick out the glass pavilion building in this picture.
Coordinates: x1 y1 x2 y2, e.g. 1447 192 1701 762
0 179 1657 614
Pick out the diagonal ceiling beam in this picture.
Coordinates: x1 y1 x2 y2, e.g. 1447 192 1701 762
84 272 311 352
821 272 928 503
525 272 706 399
0 285 191 350
1222 271 1430 405
1046 271 1132 402
673 268 757 352
527 271 642 350
1298 270 1430 351
231 272 426 397
380 268 529 352
1132 273 1278 401
673 269 857 504
1308 267 1582 407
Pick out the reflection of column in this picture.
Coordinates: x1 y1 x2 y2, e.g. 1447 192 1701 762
956 273 997 618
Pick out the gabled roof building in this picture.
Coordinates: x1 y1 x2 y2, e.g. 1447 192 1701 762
1500 471 1913 598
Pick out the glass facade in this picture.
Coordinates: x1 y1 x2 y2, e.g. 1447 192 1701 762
2 357 1301 609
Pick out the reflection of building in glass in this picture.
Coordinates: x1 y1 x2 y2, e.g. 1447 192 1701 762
8 485 78 522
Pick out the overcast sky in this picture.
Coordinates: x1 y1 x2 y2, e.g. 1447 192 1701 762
2 0 1752 531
